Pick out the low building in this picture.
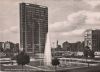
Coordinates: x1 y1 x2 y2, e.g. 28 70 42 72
4 41 14 50
3 41 19 57
0 42 4 52
62 41 84 52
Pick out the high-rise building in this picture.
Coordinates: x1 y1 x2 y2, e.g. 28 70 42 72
20 3 48 56
84 29 100 51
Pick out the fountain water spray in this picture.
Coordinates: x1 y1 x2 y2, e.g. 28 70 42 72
44 33 52 66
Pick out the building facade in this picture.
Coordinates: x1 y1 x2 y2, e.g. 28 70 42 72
62 41 84 52
84 29 100 51
0 41 19 57
4 41 19 52
20 3 48 55
0 42 4 52
4 41 11 49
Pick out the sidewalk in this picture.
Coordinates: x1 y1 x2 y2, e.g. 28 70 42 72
59 57 100 62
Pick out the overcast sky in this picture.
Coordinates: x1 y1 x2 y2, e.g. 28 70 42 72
0 0 100 45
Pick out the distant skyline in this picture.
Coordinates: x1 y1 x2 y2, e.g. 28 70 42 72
0 0 100 45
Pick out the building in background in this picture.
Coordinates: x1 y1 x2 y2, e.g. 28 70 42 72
14 43 19 53
62 41 84 52
84 29 100 51
0 41 19 57
4 41 19 52
0 42 4 52
4 41 12 49
20 3 48 56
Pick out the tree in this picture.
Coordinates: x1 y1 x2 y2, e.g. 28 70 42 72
84 46 95 59
16 51 30 71
83 46 95 67
52 58 60 72
89 50 95 59
83 46 89 58
0 47 3 52
83 46 90 67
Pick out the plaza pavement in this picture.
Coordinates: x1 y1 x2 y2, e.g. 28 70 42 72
1 57 100 72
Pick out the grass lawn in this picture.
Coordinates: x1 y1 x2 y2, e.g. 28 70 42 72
1 57 100 72
0 64 42 72
28 60 88 71
28 60 44 67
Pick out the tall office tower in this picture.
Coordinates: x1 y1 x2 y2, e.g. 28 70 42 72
20 3 48 56
84 29 100 51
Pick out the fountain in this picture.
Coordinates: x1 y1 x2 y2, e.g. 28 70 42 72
44 33 52 66
38 33 89 71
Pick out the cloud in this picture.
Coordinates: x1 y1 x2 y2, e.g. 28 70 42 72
0 26 19 42
49 11 87 32
10 26 19 33
83 0 100 12
84 0 100 8
50 10 100 32
61 29 85 36
85 12 100 24
93 4 100 12
48 0 91 23
0 26 19 34
49 10 100 43
0 0 99 44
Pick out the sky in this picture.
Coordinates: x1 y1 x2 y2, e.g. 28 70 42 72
0 0 100 45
